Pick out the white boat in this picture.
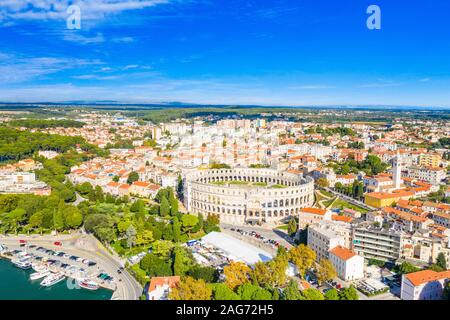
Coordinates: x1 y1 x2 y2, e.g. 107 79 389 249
40 272 66 287
77 278 99 291
12 259 32 270
30 271 51 281
32 263 48 273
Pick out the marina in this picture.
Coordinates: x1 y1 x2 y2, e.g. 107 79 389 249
0 242 115 300
0 258 113 300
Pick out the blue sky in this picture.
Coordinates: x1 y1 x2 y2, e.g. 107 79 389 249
0 0 449 107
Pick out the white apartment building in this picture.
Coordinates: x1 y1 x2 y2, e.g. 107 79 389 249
401 270 450 300
307 221 351 261
329 246 364 281
405 166 446 185
0 172 49 195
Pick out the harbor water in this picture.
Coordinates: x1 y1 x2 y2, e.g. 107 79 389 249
0 259 113 300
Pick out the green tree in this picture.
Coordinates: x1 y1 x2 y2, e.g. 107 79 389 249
324 288 339 300
169 277 212 300
53 208 65 231
397 262 421 274
135 230 154 247
172 247 193 276
287 218 298 236
169 191 179 216
282 280 302 300
288 244 316 278
204 214 220 233
159 196 170 216
187 265 218 283
301 288 324 300
316 178 329 188
152 240 175 259
212 283 240 300
140 253 173 277
162 224 174 241
173 217 181 242
181 214 199 235
436 252 447 270
63 206 83 229
192 213 204 233
127 171 139 185
237 283 260 300
443 282 450 300
316 259 337 285
224 261 251 290
251 288 272 300
130 199 145 213
76 182 93 196
338 286 359 300
29 211 45 229
7 208 27 233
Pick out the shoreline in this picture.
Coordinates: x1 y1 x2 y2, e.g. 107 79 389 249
0 249 116 294
0 233 142 300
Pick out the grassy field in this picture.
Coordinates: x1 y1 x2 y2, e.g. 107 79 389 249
319 190 334 198
270 184 287 189
210 181 282 188
327 198 369 213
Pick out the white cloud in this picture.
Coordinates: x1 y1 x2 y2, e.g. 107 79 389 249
0 0 171 23
359 79 402 88
72 74 118 80
419 78 430 82
63 32 105 44
112 36 135 43
0 52 103 84
123 64 140 70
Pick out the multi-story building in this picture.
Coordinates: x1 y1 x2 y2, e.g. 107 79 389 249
0 172 50 195
352 224 403 262
401 270 450 300
329 246 365 281
307 221 352 261
405 166 446 185
364 190 415 208
418 153 441 168
298 207 331 229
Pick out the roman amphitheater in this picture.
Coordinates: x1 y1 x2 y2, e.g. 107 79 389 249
184 168 314 225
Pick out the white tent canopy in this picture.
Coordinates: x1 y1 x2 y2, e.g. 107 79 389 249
200 232 273 265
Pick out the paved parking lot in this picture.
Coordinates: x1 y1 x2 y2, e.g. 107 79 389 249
221 223 295 252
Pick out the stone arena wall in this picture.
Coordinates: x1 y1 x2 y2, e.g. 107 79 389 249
183 168 314 225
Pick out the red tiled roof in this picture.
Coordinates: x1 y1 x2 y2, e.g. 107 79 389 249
148 276 180 293
405 270 450 287
301 207 327 215
329 246 357 261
